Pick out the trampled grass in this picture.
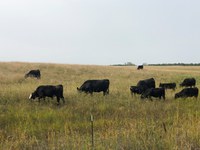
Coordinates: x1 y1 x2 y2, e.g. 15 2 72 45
0 62 200 149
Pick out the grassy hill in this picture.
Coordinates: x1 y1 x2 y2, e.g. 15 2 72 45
0 62 200 149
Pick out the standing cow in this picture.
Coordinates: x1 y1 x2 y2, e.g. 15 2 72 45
180 78 196 87
77 79 110 96
159 82 176 90
25 69 41 79
29 84 65 105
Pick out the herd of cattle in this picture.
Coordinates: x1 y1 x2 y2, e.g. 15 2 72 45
25 69 199 105
130 77 198 100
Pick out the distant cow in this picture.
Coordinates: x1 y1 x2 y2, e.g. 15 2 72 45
29 85 65 104
175 87 198 99
25 69 41 79
137 65 143 70
180 78 196 87
159 82 176 90
77 79 109 96
141 88 165 100
130 78 155 96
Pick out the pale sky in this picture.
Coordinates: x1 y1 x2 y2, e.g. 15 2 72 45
0 0 200 65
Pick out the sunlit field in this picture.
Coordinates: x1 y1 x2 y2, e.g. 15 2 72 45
1 62 200 149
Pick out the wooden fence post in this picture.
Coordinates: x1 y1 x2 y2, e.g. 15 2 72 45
91 114 94 149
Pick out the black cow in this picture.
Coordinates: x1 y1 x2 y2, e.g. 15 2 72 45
137 65 143 70
175 87 198 99
159 82 176 90
25 69 41 79
130 78 155 96
180 78 196 87
77 79 109 96
141 88 165 100
29 85 65 104
137 78 156 89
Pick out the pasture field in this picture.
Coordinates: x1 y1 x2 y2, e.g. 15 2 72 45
1 62 200 150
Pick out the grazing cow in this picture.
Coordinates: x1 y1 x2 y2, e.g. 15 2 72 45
29 85 65 104
77 79 109 96
130 78 155 96
141 88 165 100
25 69 41 79
137 65 143 70
180 78 196 87
175 87 198 99
159 82 176 90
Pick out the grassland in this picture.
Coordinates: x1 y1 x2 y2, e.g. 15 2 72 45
0 62 200 149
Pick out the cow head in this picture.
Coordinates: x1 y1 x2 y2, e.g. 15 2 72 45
24 74 28 78
130 86 139 94
140 93 147 99
175 93 180 99
179 83 183 87
77 87 82 92
29 92 37 99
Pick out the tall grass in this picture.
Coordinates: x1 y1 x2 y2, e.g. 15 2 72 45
0 62 200 149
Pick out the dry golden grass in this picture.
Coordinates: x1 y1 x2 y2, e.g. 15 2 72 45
0 62 200 149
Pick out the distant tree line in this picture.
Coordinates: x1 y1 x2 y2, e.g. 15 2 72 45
111 62 200 66
111 62 135 66
148 63 200 66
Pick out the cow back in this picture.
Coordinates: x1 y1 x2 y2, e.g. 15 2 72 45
180 78 196 87
137 78 155 89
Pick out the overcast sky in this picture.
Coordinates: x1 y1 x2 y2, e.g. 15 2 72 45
0 0 200 65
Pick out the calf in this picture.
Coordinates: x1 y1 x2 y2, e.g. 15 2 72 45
159 82 176 90
141 88 165 100
77 79 109 96
175 87 198 99
29 85 65 104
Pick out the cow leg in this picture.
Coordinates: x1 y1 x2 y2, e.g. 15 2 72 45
62 97 65 103
149 96 153 101
130 92 137 97
89 91 93 96
103 89 109 96
163 95 165 100
56 97 60 105
106 89 109 95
